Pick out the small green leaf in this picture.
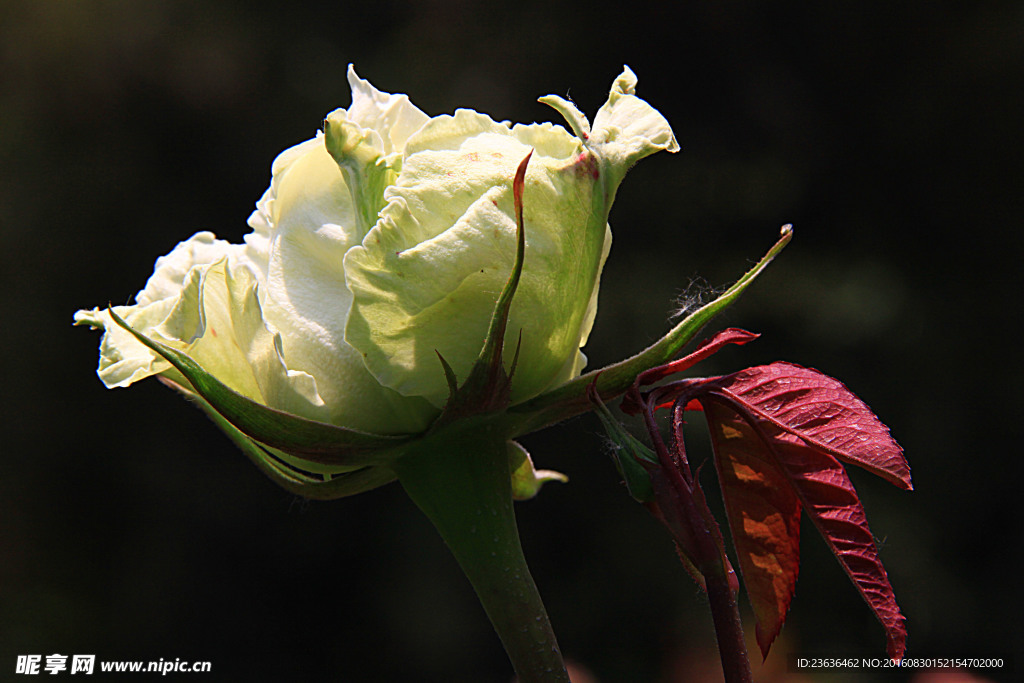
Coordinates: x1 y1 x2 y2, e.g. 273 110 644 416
588 383 655 503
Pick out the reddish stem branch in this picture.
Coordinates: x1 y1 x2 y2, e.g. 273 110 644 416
703 560 753 683
659 409 753 683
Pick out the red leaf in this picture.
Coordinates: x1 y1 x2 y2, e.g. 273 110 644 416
701 393 908 661
709 362 912 490
704 400 802 660
635 328 760 388
624 328 759 415
624 342 911 662
770 428 908 663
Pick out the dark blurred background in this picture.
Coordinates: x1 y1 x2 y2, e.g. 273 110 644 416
3 1 1021 681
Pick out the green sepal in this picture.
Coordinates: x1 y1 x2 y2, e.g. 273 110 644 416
587 383 656 503
507 225 794 435
435 351 460 400
432 151 532 426
160 378 396 499
108 308 410 466
507 440 568 501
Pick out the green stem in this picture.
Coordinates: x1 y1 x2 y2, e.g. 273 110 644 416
392 421 570 682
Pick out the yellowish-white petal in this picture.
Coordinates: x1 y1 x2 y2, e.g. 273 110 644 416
344 109 609 407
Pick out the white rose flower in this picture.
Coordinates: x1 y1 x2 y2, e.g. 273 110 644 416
75 65 677 438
